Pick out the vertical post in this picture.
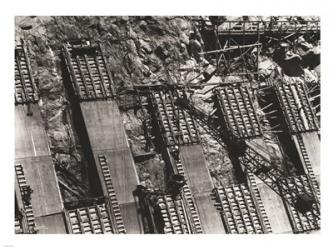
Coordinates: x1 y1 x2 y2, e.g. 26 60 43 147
215 24 219 70
243 20 245 47
257 22 260 81
228 21 231 73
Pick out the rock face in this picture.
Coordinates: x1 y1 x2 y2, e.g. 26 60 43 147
15 16 320 198
15 16 200 198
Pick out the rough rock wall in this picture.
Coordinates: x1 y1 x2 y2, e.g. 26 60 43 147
15 16 320 199
15 16 199 199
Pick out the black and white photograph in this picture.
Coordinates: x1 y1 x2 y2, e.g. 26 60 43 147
2 0 332 248
13 15 321 235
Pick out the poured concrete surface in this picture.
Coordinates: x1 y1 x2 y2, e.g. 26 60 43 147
80 100 128 151
35 213 67 234
180 144 226 233
15 104 51 158
254 177 293 233
15 104 63 220
93 149 139 205
193 194 226 233
179 145 214 196
15 156 64 217
294 133 320 182
80 100 141 233
15 105 65 234
119 202 143 234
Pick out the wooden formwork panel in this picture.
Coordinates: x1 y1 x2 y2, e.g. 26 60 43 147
63 42 115 101
65 202 118 234
150 90 200 147
215 86 262 139
15 43 39 104
156 195 193 234
214 184 268 234
275 82 319 134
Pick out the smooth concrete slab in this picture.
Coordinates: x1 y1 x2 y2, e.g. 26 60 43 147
294 133 320 182
81 100 139 203
94 149 139 205
80 100 128 151
80 100 141 233
255 177 293 233
15 104 51 159
194 194 226 233
35 213 67 234
119 202 143 234
15 156 63 217
179 145 226 233
179 145 214 195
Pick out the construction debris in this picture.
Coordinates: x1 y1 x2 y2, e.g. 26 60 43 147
15 16 320 234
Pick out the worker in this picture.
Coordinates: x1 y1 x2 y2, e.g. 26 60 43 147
143 119 153 152
27 103 33 116
21 185 33 206
167 174 186 197
172 145 180 160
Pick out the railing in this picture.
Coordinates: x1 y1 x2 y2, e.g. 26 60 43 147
218 20 320 35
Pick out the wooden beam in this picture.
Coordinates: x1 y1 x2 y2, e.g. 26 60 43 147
200 43 262 56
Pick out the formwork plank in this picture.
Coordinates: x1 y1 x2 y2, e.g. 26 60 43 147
15 105 50 159
15 156 63 218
